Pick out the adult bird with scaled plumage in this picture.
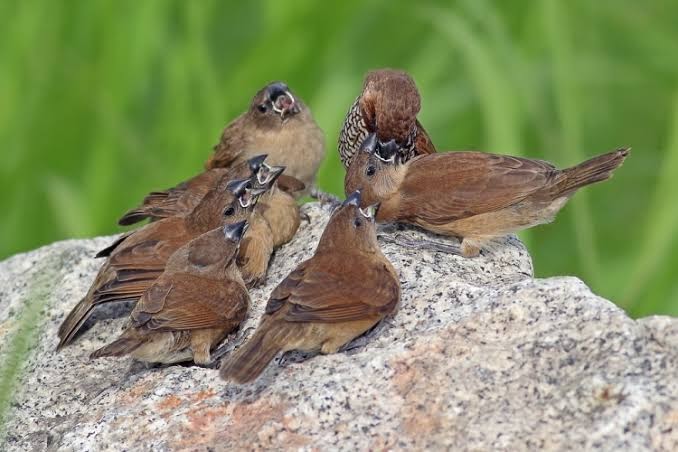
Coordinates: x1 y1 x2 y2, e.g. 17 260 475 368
91 220 250 365
220 191 400 384
345 133 630 257
338 68 436 169
57 171 277 350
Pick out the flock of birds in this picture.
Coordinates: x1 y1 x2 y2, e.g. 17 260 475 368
56 69 629 383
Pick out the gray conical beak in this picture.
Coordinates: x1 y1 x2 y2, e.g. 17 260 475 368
343 190 361 207
247 154 268 173
226 178 251 197
377 139 398 163
223 220 248 242
360 133 377 154
265 165 285 187
250 187 269 198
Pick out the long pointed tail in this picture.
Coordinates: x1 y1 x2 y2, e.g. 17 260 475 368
57 297 94 350
90 330 145 359
219 320 292 384
118 209 150 226
556 148 630 196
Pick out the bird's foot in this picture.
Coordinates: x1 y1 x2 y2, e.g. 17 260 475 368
339 318 395 355
310 187 342 209
277 350 318 367
378 233 463 256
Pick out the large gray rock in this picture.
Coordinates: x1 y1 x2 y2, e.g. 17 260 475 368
0 203 676 451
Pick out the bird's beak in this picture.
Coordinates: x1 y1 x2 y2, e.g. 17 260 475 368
359 203 379 221
247 154 268 174
360 133 378 154
264 165 286 187
223 220 249 242
344 190 361 207
376 139 398 163
267 82 298 118
226 178 251 198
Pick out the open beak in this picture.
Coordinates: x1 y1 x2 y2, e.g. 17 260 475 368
247 154 268 174
344 190 361 207
226 178 251 198
376 139 398 163
359 203 379 221
360 133 378 154
223 220 249 242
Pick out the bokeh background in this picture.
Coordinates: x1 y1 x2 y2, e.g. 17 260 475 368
1 0 677 317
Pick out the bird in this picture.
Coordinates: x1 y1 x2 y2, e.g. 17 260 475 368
57 173 272 349
118 154 269 226
345 133 630 258
90 220 250 365
220 191 400 384
237 183 301 286
206 81 325 194
338 68 436 169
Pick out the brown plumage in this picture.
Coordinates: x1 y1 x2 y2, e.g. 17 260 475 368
118 155 268 226
338 69 436 169
207 81 325 193
90 221 250 365
220 191 400 383
345 133 630 257
237 184 302 286
57 176 267 349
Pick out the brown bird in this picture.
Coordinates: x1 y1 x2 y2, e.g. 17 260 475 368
220 191 400 383
338 68 436 169
118 154 269 225
345 133 630 257
237 184 302 286
207 81 325 192
90 221 250 365
57 175 269 349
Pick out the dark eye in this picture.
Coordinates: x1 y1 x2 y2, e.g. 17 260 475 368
223 206 235 217
354 218 362 228
257 103 268 113
365 165 376 177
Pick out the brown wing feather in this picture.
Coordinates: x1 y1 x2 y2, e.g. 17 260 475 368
132 274 248 331
265 254 399 323
401 152 559 224
205 114 249 169
414 120 437 155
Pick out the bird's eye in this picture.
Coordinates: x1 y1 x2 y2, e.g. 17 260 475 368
365 165 376 177
223 206 235 217
257 103 268 113
354 218 362 228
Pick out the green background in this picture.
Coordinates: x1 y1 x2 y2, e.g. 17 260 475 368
1 0 677 317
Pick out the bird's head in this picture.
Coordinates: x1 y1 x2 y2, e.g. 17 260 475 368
250 81 302 124
317 190 380 254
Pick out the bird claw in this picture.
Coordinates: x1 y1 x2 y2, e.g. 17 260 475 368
378 233 463 256
277 350 318 367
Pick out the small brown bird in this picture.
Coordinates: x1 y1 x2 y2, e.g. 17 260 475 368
118 154 269 225
345 133 630 257
220 191 400 383
90 221 250 365
338 68 436 169
237 184 301 286
57 175 269 349
207 81 325 192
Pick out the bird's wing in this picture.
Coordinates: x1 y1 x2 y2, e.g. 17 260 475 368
400 152 558 224
414 119 437 155
205 115 249 169
133 274 248 331
265 254 399 323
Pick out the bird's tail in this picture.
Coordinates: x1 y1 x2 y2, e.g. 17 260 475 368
117 209 150 226
555 148 630 196
90 330 145 359
57 297 94 350
220 320 295 384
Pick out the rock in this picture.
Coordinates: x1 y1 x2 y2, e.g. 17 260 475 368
1 202 676 451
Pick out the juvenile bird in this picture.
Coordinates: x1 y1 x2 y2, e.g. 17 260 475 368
220 191 400 384
118 154 269 225
207 81 325 192
338 68 436 169
90 221 250 365
345 133 630 258
57 176 269 349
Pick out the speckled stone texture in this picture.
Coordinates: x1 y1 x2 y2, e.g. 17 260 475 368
1 203 676 451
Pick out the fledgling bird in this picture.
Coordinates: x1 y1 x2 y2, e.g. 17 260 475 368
118 154 269 225
57 175 271 349
220 191 400 384
338 68 436 169
345 133 630 257
90 221 250 365
207 81 325 193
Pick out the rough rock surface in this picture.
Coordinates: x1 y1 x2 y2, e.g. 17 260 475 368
0 203 676 451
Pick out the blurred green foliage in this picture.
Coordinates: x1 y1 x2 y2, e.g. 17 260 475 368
1 0 677 317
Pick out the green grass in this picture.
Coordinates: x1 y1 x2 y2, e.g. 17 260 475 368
1 0 677 317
